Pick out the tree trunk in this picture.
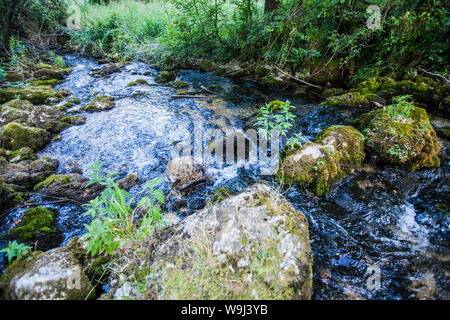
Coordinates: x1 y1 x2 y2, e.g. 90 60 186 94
264 0 280 13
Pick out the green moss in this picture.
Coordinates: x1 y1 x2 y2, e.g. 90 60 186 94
276 126 365 195
1 122 48 151
207 187 231 206
261 75 283 86
170 80 189 88
436 125 450 140
33 174 71 191
323 91 370 107
28 79 62 87
155 71 175 83
9 147 36 162
355 107 441 171
80 95 115 112
0 85 55 104
9 207 59 243
127 79 149 87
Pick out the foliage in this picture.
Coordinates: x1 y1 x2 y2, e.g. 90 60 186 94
8 37 27 71
255 100 307 150
0 0 68 52
66 0 169 60
0 66 5 82
0 241 32 263
384 95 415 120
82 160 166 256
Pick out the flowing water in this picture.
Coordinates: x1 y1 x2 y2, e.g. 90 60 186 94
1 55 449 299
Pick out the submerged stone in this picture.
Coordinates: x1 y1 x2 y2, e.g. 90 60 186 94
166 156 207 193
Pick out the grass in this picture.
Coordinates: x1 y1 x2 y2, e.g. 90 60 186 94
67 0 174 61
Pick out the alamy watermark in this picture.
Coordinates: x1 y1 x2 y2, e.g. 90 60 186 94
367 5 382 30
365 264 381 291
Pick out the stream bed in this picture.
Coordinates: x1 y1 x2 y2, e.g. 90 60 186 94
1 55 449 299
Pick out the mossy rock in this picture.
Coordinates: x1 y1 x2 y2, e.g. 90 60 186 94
54 116 85 131
127 79 149 87
0 85 55 104
0 246 94 300
1 122 49 151
33 174 71 191
155 71 175 83
27 78 62 87
142 184 312 300
323 91 373 107
0 100 33 126
80 95 115 112
9 147 36 163
9 206 62 251
277 125 365 195
261 75 283 86
355 107 441 171
322 88 345 98
170 80 189 88
198 59 216 72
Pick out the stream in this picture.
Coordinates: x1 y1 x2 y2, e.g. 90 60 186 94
1 55 449 299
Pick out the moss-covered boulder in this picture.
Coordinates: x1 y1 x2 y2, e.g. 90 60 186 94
0 246 94 300
170 80 189 88
8 206 62 251
80 95 115 112
1 122 49 151
114 184 312 300
91 63 121 78
277 125 365 195
155 71 175 83
356 107 441 171
323 91 374 107
127 79 149 87
34 173 103 203
0 85 56 104
117 173 139 190
27 157 59 185
9 147 36 163
0 99 34 126
33 63 71 81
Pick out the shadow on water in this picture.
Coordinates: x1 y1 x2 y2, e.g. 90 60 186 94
1 55 448 299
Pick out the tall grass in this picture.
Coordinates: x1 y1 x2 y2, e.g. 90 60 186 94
67 0 173 61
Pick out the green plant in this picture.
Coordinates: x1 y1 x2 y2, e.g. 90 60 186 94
8 36 26 71
384 95 415 120
256 100 296 138
0 241 32 263
82 160 166 256
255 100 308 151
0 65 5 81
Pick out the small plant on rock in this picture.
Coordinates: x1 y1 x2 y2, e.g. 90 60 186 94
384 95 415 120
0 241 32 263
82 160 166 256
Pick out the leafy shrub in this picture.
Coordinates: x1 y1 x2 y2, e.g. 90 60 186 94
255 100 307 150
0 241 32 263
82 160 166 256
